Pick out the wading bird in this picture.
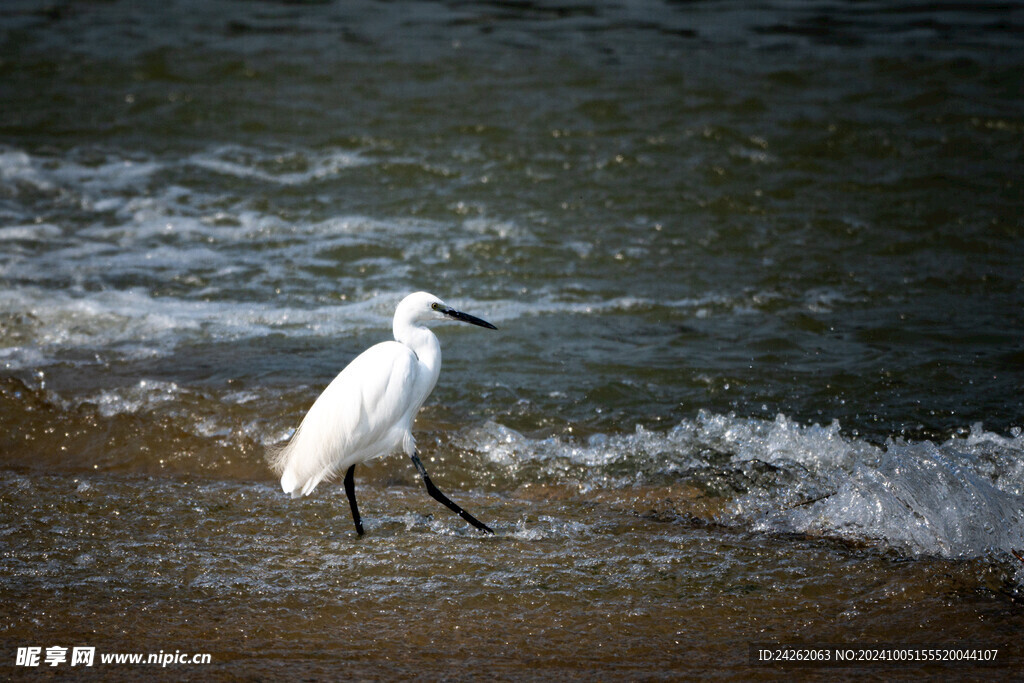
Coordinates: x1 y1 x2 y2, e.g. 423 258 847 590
271 291 496 535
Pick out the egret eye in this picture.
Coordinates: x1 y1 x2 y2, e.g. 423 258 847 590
431 302 441 311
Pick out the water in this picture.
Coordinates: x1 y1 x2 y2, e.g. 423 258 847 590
2 0 1024 677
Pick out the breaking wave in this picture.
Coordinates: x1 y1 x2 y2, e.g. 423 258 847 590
466 413 1024 563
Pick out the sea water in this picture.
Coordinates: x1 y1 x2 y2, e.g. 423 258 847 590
1 0 1023 678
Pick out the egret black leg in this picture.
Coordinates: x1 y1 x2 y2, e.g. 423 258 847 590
343 464 364 536
410 451 493 534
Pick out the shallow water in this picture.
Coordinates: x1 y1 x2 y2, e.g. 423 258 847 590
2 0 1023 678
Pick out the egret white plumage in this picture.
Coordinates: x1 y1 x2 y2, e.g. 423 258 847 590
271 291 497 535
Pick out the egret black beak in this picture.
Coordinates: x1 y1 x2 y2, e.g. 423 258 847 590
445 308 497 330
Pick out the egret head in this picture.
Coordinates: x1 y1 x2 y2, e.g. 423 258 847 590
397 291 497 330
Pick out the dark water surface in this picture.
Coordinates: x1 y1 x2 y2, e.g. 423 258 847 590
2 0 1023 679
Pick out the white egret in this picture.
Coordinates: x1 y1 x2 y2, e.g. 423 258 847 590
271 291 497 535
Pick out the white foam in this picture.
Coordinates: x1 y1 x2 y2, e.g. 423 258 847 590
787 443 1024 558
464 413 1024 561
0 269 756 369
188 145 367 185
0 223 63 241
1 146 162 201
0 285 407 367
0 149 55 192
86 379 183 418
0 147 781 359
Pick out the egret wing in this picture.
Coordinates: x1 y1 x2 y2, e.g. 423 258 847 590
274 341 419 497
